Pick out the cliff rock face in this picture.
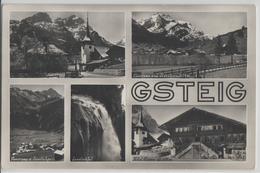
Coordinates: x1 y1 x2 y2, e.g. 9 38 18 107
71 85 125 161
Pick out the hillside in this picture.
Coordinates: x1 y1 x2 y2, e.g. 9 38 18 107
10 87 64 131
10 12 113 71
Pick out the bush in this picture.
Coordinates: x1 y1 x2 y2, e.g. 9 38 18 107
26 53 68 73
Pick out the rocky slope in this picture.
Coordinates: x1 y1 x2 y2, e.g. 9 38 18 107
10 87 64 131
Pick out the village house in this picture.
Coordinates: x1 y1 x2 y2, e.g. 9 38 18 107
160 107 246 160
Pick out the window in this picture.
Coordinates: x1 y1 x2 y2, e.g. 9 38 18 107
220 135 224 142
176 127 190 133
199 124 223 131
142 131 145 135
89 46 92 49
184 127 189 132
218 125 223 130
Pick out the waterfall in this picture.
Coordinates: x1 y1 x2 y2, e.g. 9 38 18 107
72 95 121 161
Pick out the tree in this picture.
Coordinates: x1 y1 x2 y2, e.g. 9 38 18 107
226 33 238 64
214 36 223 65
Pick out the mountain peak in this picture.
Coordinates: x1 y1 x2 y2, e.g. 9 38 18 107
22 12 52 24
42 88 62 99
64 15 85 27
134 12 209 42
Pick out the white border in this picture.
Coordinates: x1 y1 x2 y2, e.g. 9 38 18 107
2 3 255 169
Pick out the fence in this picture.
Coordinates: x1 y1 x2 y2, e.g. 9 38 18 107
145 63 247 78
133 54 246 66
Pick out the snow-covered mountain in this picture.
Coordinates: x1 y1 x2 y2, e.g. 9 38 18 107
132 13 247 56
10 12 113 56
10 12 117 72
137 13 210 41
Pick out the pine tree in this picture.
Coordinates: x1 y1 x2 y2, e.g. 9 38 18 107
214 36 223 65
226 33 238 64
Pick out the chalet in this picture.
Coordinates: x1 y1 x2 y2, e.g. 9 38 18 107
54 148 64 161
106 45 125 63
160 107 246 160
167 49 185 55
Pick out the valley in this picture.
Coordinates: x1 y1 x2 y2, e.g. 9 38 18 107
132 13 247 78
10 86 64 161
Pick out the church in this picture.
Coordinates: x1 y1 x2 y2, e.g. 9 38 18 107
132 107 173 154
67 15 110 74
79 17 110 71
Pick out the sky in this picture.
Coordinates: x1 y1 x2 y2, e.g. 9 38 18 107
133 12 247 37
141 105 246 125
11 12 125 43
11 85 64 96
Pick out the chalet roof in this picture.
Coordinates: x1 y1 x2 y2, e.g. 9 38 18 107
54 149 64 156
27 43 67 55
107 45 125 52
86 59 109 65
160 107 246 129
149 131 170 142
95 46 109 57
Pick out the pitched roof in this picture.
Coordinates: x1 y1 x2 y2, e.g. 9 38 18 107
86 59 109 65
82 35 94 44
149 131 170 142
160 107 246 129
82 35 91 42
95 46 109 57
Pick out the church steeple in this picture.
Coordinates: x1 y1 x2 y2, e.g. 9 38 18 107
136 107 145 128
80 12 95 65
82 12 93 44
86 13 90 38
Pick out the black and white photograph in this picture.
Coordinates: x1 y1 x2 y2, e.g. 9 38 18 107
10 85 64 161
10 12 125 78
132 105 246 161
71 85 125 161
132 12 247 78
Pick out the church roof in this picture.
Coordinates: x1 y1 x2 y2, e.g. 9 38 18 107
82 35 93 44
